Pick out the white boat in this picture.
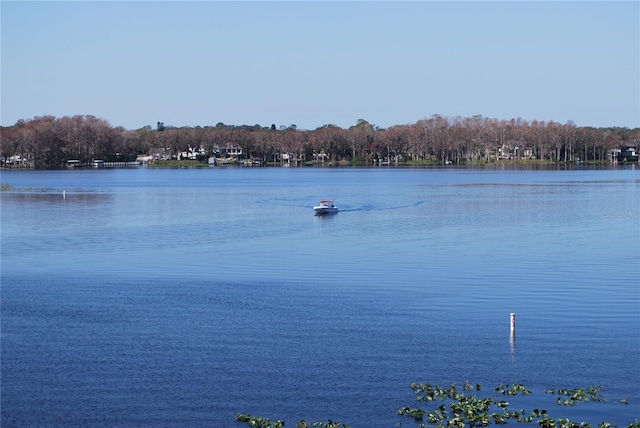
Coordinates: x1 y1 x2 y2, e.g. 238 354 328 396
313 200 338 214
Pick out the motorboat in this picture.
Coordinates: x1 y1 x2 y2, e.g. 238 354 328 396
313 200 338 214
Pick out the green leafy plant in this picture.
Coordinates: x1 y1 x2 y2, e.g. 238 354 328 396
544 386 606 406
235 414 285 428
235 414 349 428
236 383 636 428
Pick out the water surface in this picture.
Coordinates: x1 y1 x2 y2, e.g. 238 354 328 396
2 166 639 426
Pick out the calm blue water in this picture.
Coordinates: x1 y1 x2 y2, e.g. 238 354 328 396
1 166 639 427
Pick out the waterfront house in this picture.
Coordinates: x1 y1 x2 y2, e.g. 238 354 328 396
617 147 638 162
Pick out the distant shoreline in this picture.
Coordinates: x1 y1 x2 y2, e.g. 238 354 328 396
2 159 635 174
2 115 638 169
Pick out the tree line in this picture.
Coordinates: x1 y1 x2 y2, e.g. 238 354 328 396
1 114 639 169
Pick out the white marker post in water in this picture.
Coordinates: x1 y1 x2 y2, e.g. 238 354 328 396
510 312 516 337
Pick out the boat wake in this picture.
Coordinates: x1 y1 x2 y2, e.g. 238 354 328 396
256 198 425 212
340 200 425 212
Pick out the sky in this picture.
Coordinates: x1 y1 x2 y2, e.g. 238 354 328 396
1 1 639 131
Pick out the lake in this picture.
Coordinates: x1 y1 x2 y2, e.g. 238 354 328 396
1 165 639 427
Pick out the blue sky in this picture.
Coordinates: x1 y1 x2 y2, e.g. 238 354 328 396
2 1 638 130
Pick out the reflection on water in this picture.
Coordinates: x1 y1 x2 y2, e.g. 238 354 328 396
1 167 639 427
2 190 111 204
